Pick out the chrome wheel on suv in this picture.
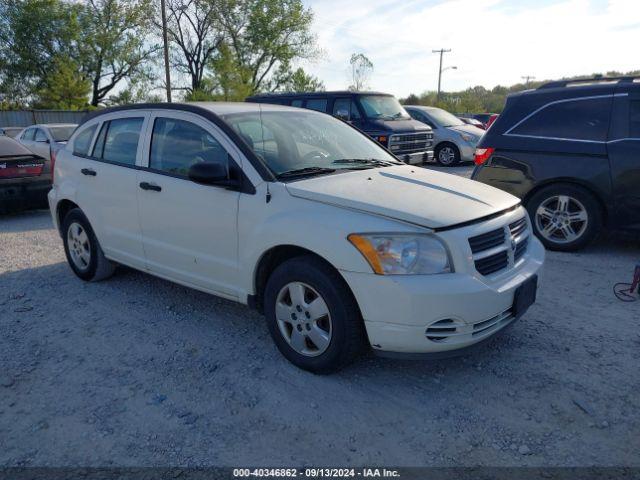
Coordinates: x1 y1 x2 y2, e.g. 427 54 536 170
527 184 602 252
275 282 332 357
534 195 588 245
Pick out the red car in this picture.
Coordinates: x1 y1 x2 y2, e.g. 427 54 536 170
485 113 499 130
0 135 50 213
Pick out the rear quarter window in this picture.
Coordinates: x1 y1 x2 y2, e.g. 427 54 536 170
510 97 611 142
306 99 328 112
72 125 97 156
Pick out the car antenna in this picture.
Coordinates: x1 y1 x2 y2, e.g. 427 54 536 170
259 104 272 204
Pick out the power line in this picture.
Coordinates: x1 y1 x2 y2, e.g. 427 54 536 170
521 75 536 87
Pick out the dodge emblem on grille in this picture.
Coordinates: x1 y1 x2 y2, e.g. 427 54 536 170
511 237 517 252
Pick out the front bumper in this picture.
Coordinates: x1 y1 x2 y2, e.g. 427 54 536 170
398 150 434 165
459 142 477 162
340 216 544 355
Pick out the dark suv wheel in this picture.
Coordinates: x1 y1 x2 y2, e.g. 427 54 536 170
263 255 366 374
526 184 602 251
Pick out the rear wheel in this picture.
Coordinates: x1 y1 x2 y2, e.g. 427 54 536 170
435 143 460 166
62 208 115 281
263 256 366 374
526 184 602 251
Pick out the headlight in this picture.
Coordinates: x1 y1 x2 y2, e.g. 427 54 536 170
348 233 451 275
459 132 474 142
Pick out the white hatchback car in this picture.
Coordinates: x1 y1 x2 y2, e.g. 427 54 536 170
48 102 544 373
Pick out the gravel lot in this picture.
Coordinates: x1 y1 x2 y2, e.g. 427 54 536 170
1 164 639 467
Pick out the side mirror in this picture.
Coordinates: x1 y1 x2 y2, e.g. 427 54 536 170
335 109 350 121
188 161 240 189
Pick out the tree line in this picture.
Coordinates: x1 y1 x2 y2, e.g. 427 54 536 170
0 0 325 110
400 70 640 113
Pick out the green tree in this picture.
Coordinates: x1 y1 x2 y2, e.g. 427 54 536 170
213 0 318 93
349 53 373 91
161 0 224 93
0 0 81 103
280 67 324 92
78 0 159 106
34 57 90 110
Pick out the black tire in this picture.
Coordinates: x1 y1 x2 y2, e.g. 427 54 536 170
526 184 602 252
62 208 115 281
263 255 367 374
435 142 460 166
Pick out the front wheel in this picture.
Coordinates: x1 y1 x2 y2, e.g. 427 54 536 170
263 256 366 373
526 184 602 251
435 143 460 166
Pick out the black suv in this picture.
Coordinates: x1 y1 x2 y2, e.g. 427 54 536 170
246 91 434 165
473 76 640 251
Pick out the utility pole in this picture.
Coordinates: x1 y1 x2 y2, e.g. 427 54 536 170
521 75 536 88
433 48 451 100
160 0 172 102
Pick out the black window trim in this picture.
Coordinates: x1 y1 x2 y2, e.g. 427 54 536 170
78 103 275 183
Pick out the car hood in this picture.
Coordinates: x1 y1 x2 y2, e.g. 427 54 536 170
449 124 485 138
285 165 520 229
367 118 432 133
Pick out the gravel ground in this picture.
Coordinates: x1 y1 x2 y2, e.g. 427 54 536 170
1 165 639 467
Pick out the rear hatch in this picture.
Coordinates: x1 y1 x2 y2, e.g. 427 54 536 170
0 136 46 180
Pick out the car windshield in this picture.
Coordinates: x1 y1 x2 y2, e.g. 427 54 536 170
221 109 401 177
426 108 465 127
358 95 411 120
49 126 77 142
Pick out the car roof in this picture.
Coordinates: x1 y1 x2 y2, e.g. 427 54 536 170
404 105 440 111
247 91 393 98
79 101 326 125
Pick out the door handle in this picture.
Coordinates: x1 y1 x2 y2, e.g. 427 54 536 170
139 182 162 192
81 168 97 176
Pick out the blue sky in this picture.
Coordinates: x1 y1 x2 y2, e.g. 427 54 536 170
300 0 639 97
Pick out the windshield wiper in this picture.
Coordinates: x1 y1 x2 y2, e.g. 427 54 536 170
332 158 400 167
276 166 336 179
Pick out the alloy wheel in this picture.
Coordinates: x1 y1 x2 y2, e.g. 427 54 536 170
535 195 588 244
67 222 91 270
438 146 456 165
275 282 332 357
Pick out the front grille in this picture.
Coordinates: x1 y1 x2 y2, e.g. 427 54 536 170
468 228 505 254
468 215 530 276
514 237 528 261
388 132 432 154
509 217 527 238
474 250 509 276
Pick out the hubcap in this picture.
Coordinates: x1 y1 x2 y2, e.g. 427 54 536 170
275 282 332 357
67 222 91 270
438 147 455 164
535 195 588 244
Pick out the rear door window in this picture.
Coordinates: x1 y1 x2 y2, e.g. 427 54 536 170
91 118 144 165
149 117 231 177
305 98 328 112
34 129 48 142
73 125 98 156
291 100 303 107
630 100 640 137
510 97 611 141
22 129 35 141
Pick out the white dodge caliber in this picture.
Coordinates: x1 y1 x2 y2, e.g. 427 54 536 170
49 102 544 373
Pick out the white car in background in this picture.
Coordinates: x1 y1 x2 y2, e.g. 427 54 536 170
16 123 77 161
404 106 485 166
48 102 543 373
